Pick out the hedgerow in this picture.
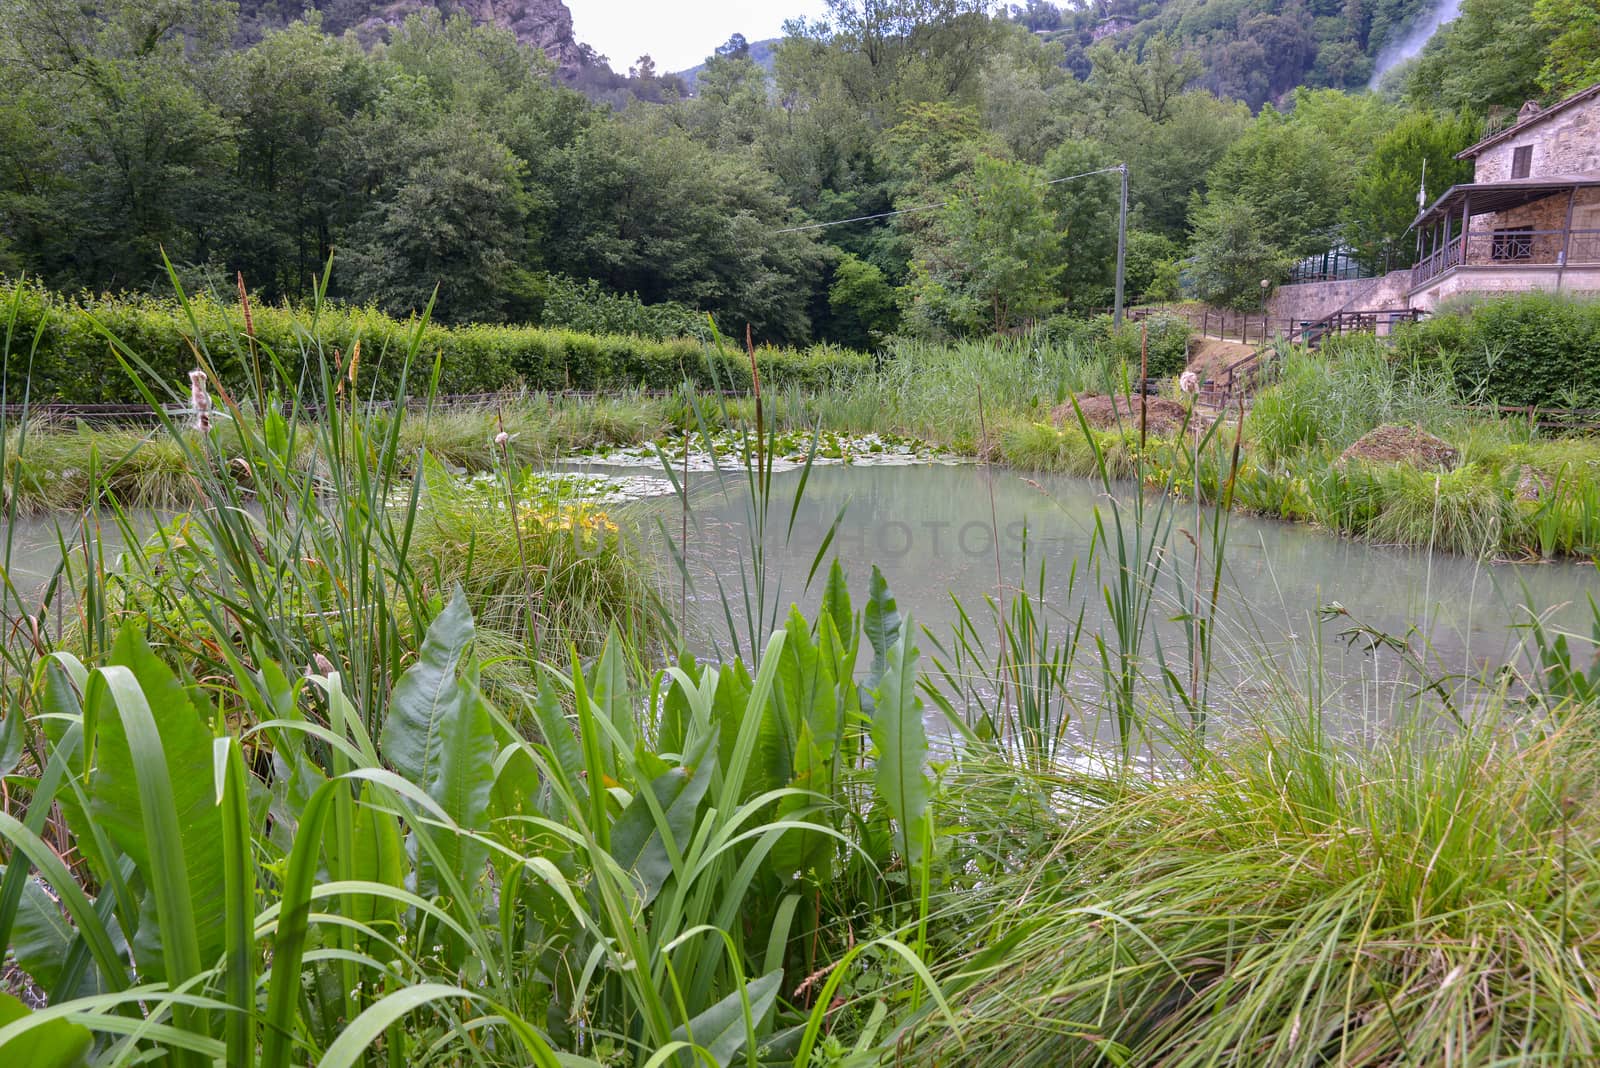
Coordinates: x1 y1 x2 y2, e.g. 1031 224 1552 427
1391 292 1600 408
0 281 870 402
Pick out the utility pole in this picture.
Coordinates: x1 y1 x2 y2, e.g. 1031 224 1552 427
1113 162 1129 327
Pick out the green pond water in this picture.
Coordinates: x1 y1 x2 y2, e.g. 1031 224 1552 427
5 461 1596 737
619 461 1600 732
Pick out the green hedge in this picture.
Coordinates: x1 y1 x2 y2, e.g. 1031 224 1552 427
1391 293 1600 408
0 282 871 403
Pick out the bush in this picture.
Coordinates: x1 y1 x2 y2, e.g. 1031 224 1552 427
1035 312 1190 378
1392 292 1600 407
1113 312 1192 377
0 280 871 403
538 273 709 340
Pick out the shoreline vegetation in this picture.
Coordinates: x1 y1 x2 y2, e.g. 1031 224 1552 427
4 282 1599 561
2 274 1600 1066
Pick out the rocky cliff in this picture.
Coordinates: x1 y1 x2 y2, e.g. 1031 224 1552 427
238 0 585 69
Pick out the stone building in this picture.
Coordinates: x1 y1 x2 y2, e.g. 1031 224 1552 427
1271 83 1600 326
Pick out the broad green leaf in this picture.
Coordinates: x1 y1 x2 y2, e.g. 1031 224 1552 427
381 587 495 895
771 610 841 880
529 672 585 795
0 868 114 1000
669 969 781 1067
34 661 114 885
262 780 338 1068
590 628 635 771
607 730 717 909
0 710 21 776
0 992 92 1068
216 738 256 1068
861 565 901 714
710 661 754 799
86 630 225 988
771 721 835 881
657 651 700 756
343 783 405 940
870 624 929 870
819 558 853 648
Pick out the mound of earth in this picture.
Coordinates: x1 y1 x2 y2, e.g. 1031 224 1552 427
1052 393 1191 436
1184 338 1256 383
1338 425 1458 470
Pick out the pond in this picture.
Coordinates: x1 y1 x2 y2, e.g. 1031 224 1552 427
620 460 1600 734
4 460 1596 740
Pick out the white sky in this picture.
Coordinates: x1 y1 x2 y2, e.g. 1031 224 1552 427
568 1 830 72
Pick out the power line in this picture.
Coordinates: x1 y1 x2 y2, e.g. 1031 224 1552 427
771 165 1126 234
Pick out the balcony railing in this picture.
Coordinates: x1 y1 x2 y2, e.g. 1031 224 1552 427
1411 228 1600 288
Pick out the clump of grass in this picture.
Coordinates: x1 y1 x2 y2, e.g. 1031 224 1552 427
916 711 1600 1066
408 458 665 669
1000 421 1146 479
1363 462 1520 555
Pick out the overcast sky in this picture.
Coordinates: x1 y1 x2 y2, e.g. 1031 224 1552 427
569 1 829 73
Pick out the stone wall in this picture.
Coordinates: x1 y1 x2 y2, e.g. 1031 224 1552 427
1267 278 1378 324
1408 266 1600 312
1468 189 1600 265
1473 98 1600 181
1269 269 1415 323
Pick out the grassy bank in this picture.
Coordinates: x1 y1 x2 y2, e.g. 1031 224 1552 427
919 713 1600 1064
3 281 1600 1065
9 282 1600 565
11 329 1600 559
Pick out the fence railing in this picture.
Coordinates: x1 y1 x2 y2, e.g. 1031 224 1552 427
1300 308 1426 349
1132 304 1424 348
1411 228 1600 288
1129 304 1307 345
1455 404 1600 433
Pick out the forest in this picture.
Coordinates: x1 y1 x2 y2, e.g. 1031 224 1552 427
0 0 1594 340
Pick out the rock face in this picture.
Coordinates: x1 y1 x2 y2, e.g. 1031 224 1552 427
241 0 584 70
442 0 583 66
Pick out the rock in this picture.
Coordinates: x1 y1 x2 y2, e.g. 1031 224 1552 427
244 1 585 71
1337 425 1458 470
1513 464 1551 501
451 0 584 67
1051 393 1193 436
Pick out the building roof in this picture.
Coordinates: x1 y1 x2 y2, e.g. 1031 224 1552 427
1456 84 1600 160
1410 176 1600 230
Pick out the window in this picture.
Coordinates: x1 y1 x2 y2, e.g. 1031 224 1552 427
1511 145 1533 179
1492 227 1534 261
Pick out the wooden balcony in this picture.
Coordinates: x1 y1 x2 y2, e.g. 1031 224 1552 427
1411 228 1600 289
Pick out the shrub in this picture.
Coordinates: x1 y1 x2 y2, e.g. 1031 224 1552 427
538 273 709 340
1037 312 1191 378
1392 292 1600 407
1112 312 1191 377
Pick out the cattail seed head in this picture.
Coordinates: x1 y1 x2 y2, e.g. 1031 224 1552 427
236 272 255 340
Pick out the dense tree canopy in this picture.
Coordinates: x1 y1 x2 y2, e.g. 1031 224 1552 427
2 0 1599 342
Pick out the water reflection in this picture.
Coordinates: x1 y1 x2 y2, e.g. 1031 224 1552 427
644 461 1599 729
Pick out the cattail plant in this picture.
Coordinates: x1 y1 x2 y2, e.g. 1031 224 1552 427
188 368 211 432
